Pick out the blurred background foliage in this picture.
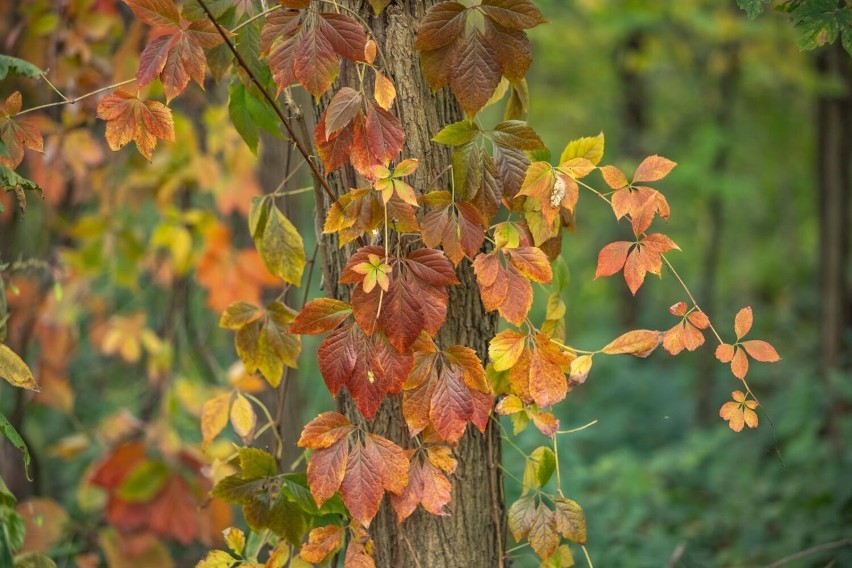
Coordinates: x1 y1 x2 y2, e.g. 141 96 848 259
0 0 850 566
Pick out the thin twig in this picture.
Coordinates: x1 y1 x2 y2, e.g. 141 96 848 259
17 78 136 116
230 4 281 33
195 0 339 207
763 539 851 567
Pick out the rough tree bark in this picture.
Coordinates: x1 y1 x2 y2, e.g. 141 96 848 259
309 1 506 566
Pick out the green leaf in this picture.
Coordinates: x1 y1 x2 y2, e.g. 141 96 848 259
282 473 347 516
229 81 260 154
212 474 269 505
491 121 545 151
240 447 278 479
523 446 556 492
0 56 43 81
0 345 38 391
433 120 481 146
244 494 306 545
252 199 306 286
0 477 17 509
790 1 852 51
0 412 30 480
116 460 170 502
737 0 770 19
0 167 42 194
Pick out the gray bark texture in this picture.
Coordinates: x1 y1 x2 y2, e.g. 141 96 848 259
309 1 506 566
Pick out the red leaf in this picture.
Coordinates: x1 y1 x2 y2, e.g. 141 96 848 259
366 434 409 495
135 21 223 101
405 248 460 286
340 440 384 526
318 12 368 62
317 325 359 395
294 23 339 97
391 455 452 521
306 438 348 508
315 117 355 173
378 273 425 352
364 103 405 166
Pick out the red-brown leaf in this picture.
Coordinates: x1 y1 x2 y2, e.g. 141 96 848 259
449 29 502 115
415 1 468 50
290 298 352 335
306 438 349 507
340 441 383 526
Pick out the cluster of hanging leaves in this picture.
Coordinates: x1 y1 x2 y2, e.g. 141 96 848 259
1 0 783 565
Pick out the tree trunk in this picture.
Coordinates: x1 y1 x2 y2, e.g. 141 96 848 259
309 2 505 566
816 42 852 442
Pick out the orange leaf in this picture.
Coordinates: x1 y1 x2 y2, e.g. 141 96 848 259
735 306 753 339
300 525 344 564
715 343 735 363
298 411 352 450
96 89 175 161
601 330 662 358
741 340 780 362
374 71 396 110
632 155 677 183
731 347 749 379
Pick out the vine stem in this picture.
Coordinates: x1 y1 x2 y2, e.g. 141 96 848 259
575 177 725 345
243 392 285 457
16 78 136 116
195 0 340 208
230 4 281 33
581 544 594 568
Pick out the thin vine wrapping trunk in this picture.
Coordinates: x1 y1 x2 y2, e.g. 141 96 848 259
312 2 505 565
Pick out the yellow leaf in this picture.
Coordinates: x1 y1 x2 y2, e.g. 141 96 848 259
201 393 232 450
559 132 604 167
229 392 256 441
0 343 38 391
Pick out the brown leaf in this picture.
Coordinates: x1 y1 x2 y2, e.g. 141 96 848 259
449 29 503 115
300 525 343 564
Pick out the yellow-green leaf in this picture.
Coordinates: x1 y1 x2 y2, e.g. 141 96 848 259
253 200 306 286
0 344 38 391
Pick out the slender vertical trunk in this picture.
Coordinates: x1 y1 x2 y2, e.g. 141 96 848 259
816 42 852 441
695 44 739 424
310 2 505 566
616 30 646 326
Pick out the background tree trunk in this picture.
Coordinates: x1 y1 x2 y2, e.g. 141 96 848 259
816 41 852 444
309 2 505 566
